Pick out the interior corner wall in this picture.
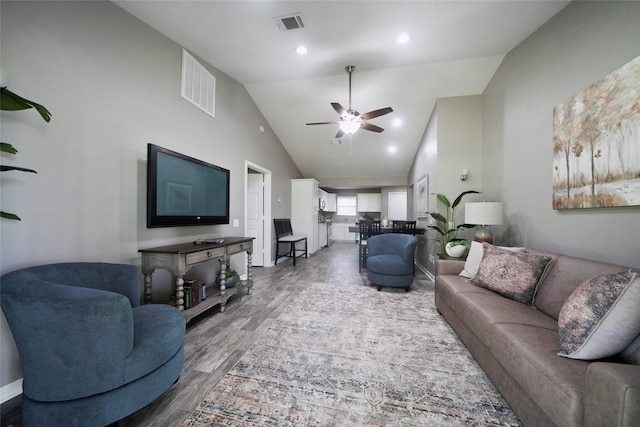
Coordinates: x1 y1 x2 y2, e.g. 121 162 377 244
0 1 302 391
408 95 483 276
482 1 640 269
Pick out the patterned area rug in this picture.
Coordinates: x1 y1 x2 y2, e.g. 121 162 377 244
182 283 521 426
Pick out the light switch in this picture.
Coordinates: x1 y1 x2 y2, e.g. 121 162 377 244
233 219 239 227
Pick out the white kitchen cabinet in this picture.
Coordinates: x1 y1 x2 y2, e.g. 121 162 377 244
291 179 319 255
333 223 356 242
325 192 337 212
357 193 381 212
318 222 327 247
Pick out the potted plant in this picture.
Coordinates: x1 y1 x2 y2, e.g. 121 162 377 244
427 190 479 254
445 239 470 258
218 267 243 294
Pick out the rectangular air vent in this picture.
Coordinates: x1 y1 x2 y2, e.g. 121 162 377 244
274 13 305 31
181 49 215 118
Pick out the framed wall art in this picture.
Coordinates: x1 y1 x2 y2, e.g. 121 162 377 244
552 55 640 209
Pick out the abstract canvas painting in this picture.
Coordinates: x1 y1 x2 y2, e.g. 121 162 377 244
553 55 640 209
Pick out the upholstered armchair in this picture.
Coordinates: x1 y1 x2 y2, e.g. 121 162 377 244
366 233 419 291
0 262 185 427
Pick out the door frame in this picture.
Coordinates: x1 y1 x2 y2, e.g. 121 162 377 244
245 161 272 267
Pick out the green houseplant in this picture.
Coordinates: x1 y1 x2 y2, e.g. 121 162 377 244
427 190 479 253
1 70 52 220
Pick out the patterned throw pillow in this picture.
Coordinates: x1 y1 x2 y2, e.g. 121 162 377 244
471 243 554 304
459 241 525 279
558 270 640 360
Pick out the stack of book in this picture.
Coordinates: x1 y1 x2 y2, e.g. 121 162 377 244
183 280 206 309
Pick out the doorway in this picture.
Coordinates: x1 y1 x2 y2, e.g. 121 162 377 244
245 161 272 267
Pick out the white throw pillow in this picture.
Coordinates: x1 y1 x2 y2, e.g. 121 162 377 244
459 241 525 279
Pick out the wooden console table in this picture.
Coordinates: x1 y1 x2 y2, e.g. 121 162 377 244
139 237 253 321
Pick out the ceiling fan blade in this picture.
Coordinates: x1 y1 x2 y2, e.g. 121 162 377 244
335 129 345 139
360 107 393 120
331 103 347 116
306 121 338 126
361 122 384 133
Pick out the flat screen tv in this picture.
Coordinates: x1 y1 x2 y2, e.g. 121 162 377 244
147 143 230 227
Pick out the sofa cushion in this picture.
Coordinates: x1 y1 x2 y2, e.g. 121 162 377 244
471 244 555 304
558 270 640 360
459 241 525 279
435 275 495 312
489 323 589 427
534 255 627 320
455 291 558 346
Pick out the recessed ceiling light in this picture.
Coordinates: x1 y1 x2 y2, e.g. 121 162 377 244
388 146 397 153
393 118 402 127
294 45 308 55
396 33 410 44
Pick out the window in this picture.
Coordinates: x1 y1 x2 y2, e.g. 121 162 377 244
337 196 357 216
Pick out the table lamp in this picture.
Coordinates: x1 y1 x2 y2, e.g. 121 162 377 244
464 202 503 244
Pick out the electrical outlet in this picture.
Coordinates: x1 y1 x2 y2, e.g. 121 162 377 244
233 219 239 227
429 255 435 264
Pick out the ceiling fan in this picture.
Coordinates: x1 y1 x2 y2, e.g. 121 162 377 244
306 65 393 139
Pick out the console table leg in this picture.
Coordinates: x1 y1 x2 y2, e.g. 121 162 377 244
247 250 253 295
219 260 227 313
175 275 185 312
143 273 153 304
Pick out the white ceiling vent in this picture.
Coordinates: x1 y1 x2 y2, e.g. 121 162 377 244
273 13 305 31
181 49 215 118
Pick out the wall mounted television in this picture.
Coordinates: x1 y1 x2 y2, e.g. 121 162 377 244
147 143 230 227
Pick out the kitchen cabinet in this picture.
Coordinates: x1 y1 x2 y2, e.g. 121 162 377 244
291 179 319 255
318 222 328 247
325 192 337 212
333 223 356 242
357 193 381 212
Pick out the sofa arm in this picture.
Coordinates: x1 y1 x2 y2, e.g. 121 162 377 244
585 362 640 427
435 258 466 276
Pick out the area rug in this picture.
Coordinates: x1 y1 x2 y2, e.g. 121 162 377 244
182 283 521 426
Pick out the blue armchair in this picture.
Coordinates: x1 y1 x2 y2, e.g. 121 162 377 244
366 233 419 292
0 262 185 427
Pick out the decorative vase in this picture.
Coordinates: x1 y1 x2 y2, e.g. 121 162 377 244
445 242 467 258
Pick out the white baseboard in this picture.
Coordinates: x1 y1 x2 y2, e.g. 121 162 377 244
0 378 22 404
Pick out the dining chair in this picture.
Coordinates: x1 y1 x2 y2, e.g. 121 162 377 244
392 220 417 234
359 220 381 272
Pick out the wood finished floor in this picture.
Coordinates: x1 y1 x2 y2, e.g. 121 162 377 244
1 242 433 427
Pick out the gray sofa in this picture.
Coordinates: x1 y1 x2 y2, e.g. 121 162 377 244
435 248 640 426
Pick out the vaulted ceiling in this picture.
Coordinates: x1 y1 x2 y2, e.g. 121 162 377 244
114 1 570 186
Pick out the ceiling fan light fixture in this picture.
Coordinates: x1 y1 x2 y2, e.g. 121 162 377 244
339 120 361 134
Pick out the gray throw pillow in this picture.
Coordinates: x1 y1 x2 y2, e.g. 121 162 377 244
471 243 554 304
558 270 640 360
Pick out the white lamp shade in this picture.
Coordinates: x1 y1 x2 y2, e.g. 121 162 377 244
465 202 503 225
339 120 361 134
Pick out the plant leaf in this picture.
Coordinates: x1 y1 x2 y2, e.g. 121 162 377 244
1 211 21 220
432 192 451 208
429 212 447 223
1 142 18 154
1 165 38 173
452 190 480 208
1 89 52 122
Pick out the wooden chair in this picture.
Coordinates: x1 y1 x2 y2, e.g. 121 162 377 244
359 220 381 272
392 220 417 234
274 218 307 266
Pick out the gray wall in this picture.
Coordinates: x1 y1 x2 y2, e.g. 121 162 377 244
0 1 301 391
483 1 640 268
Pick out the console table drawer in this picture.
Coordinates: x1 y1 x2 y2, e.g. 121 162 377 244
186 248 225 264
226 241 252 255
